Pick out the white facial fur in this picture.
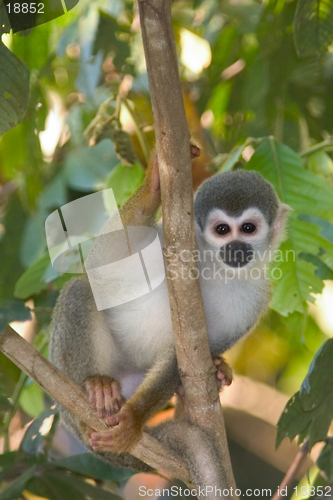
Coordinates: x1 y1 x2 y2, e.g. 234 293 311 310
201 207 271 260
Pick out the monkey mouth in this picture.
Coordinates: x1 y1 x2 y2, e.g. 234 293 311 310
219 241 254 268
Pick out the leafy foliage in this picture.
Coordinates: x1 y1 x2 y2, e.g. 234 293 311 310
316 437 333 483
294 0 333 56
0 411 128 500
276 339 333 449
0 41 30 135
1 0 333 493
246 138 333 315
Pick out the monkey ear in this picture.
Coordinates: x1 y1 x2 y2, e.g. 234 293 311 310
273 203 292 244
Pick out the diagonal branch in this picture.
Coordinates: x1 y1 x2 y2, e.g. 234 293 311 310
0 325 190 482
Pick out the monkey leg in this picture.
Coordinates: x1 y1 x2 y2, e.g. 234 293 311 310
89 353 179 453
85 375 125 419
212 355 233 388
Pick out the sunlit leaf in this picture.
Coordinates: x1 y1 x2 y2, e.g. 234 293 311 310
105 163 144 206
246 138 333 315
21 409 56 455
19 380 45 418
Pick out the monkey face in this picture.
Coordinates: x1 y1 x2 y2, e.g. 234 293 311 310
199 207 272 268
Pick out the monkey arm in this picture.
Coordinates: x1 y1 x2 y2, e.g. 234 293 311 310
119 154 161 227
119 139 200 228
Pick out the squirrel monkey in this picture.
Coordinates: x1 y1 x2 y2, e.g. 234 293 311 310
50 141 289 471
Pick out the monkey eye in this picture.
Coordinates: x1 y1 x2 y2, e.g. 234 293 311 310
215 224 230 235
241 222 256 234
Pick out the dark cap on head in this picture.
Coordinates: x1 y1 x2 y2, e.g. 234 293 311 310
194 170 279 229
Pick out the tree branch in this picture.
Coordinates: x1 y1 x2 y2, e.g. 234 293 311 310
138 0 237 494
271 441 309 500
0 325 189 482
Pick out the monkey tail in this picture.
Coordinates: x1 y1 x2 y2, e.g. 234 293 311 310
149 418 227 500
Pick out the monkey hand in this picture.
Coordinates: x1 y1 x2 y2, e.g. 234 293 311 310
85 375 125 419
89 405 142 453
212 355 233 389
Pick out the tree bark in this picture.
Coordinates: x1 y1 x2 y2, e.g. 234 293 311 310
138 0 238 496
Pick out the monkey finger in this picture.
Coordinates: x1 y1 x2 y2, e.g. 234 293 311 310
103 391 122 416
190 143 200 159
86 380 97 409
106 414 120 427
89 431 114 451
94 380 106 418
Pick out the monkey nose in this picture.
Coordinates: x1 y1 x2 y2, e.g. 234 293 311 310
220 241 254 268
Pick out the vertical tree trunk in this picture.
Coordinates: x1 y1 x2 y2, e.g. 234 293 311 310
138 0 238 497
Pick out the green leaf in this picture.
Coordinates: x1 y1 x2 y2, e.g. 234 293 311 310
300 252 333 280
31 469 122 500
246 138 333 315
0 452 17 472
307 151 333 177
276 391 333 449
294 0 333 56
10 21 51 71
14 253 54 299
0 41 30 136
93 12 131 69
206 82 232 137
317 438 333 482
0 395 13 411
21 409 56 455
219 144 248 172
55 453 134 482
20 215 47 268
276 340 333 449
0 301 32 333
75 7 102 100
64 140 118 191
26 473 84 500
300 339 333 410
19 381 45 418
0 3 11 34
0 465 37 500
105 163 145 206
0 353 21 395
0 197 26 300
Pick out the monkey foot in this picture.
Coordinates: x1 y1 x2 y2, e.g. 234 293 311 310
85 375 125 419
212 356 233 388
90 406 141 453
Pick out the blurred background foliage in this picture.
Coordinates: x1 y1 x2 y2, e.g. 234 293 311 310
1 0 333 498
